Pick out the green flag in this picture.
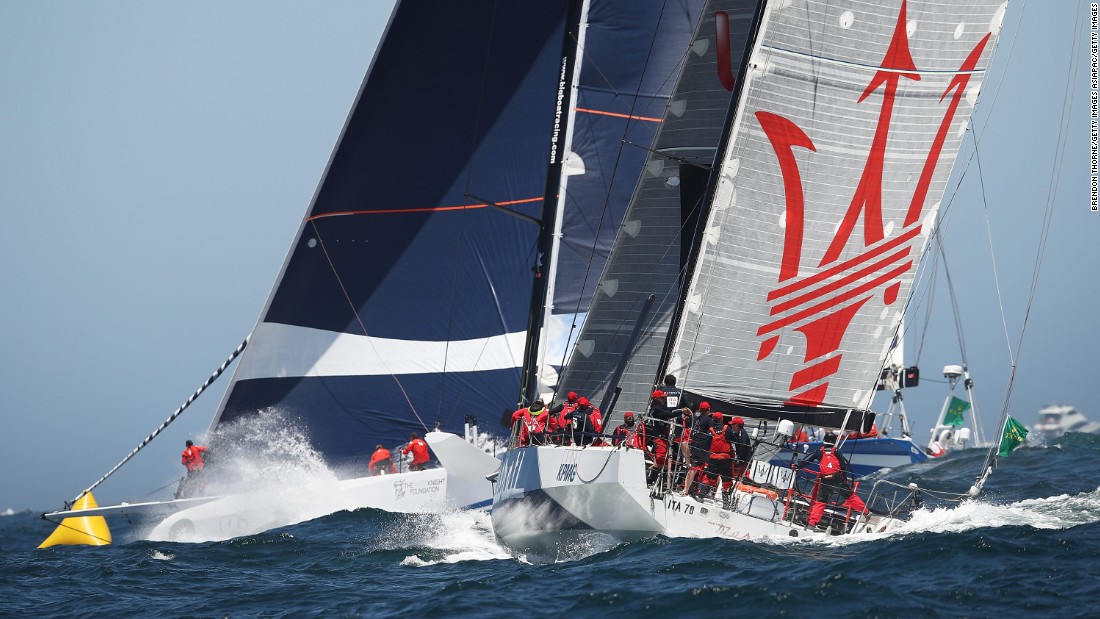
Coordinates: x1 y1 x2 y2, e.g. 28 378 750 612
943 396 970 427
998 416 1029 456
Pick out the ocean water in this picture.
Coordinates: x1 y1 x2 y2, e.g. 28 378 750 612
4 435 1099 618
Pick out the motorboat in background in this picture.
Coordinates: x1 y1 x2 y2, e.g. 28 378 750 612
1032 405 1100 441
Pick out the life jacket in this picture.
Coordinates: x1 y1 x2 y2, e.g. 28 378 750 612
820 451 842 476
660 386 682 409
536 407 553 431
369 448 395 473
571 406 594 434
613 422 646 449
512 406 545 435
709 425 731 457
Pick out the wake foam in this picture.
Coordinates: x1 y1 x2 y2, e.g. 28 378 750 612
160 410 362 539
761 486 1100 548
377 511 513 566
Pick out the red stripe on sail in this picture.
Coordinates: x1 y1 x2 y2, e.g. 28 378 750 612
770 248 910 315
766 225 921 301
757 261 911 336
789 356 843 392
575 108 662 123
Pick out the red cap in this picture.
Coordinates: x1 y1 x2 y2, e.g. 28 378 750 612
711 412 723 421
652 390 665 399
578 396 590 406
731 416 744 426
699 401 710 410
567 391 577 401
623 412 635 420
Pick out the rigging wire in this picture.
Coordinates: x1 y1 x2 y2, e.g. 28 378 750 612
553 0 689 381
973 142 1015 364
308 220 428 432
973 0 1083 490
65 339 248 508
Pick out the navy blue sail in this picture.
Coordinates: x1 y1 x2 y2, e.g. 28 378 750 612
539 1 704 390
209 1 706 469
210 1 572 467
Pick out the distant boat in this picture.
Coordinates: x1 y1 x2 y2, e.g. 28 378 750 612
1032 405 1100 441
492 0 1011 549
925 364 990 457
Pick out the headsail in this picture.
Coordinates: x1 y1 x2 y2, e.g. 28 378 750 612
209 1 708 467
536 0 708 397
210 1 575 464
559 0 765 415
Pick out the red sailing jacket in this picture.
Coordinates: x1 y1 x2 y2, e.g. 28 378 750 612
402 438 430 465
369 447 396 474
181 445 207 471
709 425 732 458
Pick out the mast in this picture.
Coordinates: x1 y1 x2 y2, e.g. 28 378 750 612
519 0 587 406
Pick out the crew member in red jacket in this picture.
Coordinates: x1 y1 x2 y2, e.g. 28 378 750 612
402 432 431 471
510 399 548 446
368 444 396 475
801 450 868 528
611 412 647 449
549 392 580 444
176 439 208 499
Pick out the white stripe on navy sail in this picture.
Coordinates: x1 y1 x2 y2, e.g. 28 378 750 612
233 323 528 379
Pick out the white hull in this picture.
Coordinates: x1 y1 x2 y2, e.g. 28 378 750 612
48 431 501 543
492 445 905 551
148 467 450 541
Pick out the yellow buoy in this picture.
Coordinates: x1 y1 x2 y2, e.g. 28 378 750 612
38 492 112 548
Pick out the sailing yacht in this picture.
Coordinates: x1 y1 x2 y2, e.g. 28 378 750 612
41 0 707 545
492 0 1011 548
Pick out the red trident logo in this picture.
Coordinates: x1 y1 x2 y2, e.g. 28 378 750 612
749 1 990 407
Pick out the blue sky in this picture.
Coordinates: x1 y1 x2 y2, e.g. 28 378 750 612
1 1 1094 512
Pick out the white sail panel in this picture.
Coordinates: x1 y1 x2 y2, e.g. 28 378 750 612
671 0 1005 411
